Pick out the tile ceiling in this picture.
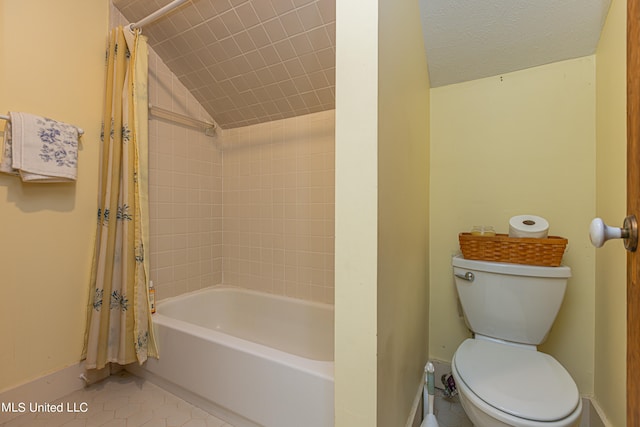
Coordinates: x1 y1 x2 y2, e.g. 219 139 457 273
113 0 336 129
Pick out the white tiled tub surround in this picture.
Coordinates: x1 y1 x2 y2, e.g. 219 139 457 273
113 3 335 304
147 97 335 304
112 4 224 301
221 110 335 304
147 50 225 302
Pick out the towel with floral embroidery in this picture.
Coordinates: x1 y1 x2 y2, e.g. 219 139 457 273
0 112 79 182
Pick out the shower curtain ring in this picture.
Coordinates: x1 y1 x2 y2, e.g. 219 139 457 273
127 23 142 35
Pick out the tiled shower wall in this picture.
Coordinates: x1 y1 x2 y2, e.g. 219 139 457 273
112 6 223 301
221 111 335 304
112 4 335 305
146 51 225 301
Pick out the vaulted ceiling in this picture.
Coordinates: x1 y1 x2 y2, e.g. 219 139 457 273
113 0 336 129
113 0 611 130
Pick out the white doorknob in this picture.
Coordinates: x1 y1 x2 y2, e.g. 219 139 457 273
589 215 638 251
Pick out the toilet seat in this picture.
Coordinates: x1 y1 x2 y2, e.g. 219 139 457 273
454 339 579 422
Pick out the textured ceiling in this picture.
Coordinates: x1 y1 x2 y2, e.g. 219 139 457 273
113 0 336 129
420 0 612 87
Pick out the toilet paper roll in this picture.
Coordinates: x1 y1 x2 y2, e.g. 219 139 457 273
508 215 549 238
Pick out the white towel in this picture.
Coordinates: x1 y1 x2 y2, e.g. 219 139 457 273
0 112 79 182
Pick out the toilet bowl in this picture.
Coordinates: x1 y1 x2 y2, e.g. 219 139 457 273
451 255 582 426
451 338 582 427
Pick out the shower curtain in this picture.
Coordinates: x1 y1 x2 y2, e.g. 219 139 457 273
83 26 157 370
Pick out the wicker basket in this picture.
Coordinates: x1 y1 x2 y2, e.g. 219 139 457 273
458 233 568 266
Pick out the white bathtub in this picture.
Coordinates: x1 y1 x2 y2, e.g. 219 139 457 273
128 286 334 427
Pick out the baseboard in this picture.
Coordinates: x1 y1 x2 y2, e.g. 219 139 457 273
406 369 425 427
0 362 86 424
582 397 610 427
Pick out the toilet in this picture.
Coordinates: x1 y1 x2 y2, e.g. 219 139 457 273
451 255 582 427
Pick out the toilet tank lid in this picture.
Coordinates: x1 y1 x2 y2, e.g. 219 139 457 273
454 339 580 422
452 254 571 278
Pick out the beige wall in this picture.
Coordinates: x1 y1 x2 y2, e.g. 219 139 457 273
221 111 335 304
334 0 379 424
335 0 431 425
430 57 597 394
0 0 108 391
377 0 430 425
594 0 627 424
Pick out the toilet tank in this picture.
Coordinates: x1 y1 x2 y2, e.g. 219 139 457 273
452 254 571 346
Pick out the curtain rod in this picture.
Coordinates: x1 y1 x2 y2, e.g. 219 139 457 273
0 114 84 135
130 0 190 30
149 104 216 136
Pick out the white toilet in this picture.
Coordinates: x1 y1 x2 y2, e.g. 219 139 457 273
451 255 582 427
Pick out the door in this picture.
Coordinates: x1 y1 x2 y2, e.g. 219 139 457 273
628 0 640 423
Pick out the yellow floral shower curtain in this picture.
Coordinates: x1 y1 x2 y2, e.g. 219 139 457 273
83 26 157 370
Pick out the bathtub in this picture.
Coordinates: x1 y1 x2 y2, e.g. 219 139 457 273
128 286 334 427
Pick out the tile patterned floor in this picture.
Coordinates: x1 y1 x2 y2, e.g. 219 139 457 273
2 372 233 427
432 389 473 427
3 372 472 427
